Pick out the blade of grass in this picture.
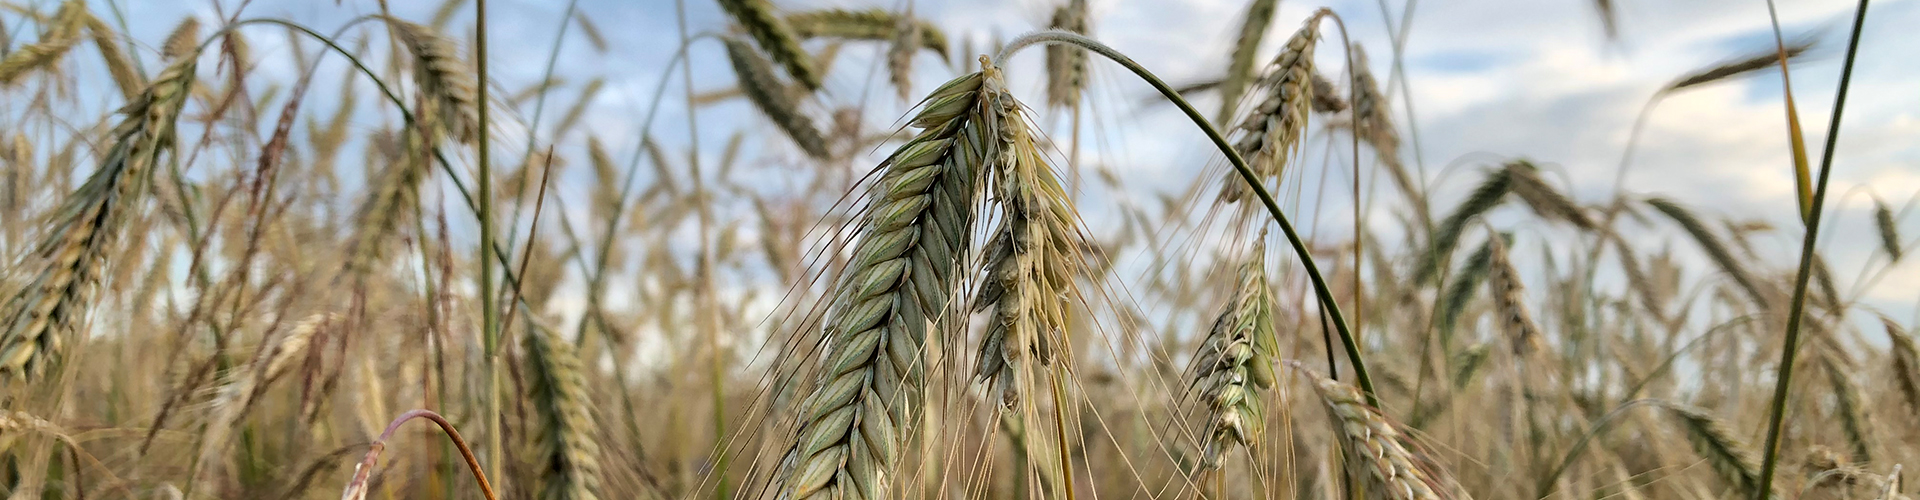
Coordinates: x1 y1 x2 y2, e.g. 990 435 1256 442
1755 0 1871 497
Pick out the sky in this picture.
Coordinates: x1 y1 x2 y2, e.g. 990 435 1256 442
101 0 1920 335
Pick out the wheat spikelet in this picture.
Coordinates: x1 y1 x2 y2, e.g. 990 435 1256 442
973 66 1083 408
191 313 333 495
1297 364 1445 500
1504 160 1592 230
388 20 481 144
525 323 604 500
1217 0 1279 122
1876 199 1903 261
723 37 831 161
718 0 820 91
1044 0 1089 108
0 57 195 383
785 8 948 58
162 17 200 60
1645 197 1770 309
1309 71 1347 113
1192 244 1279 469
1414 167 1512 285
775 68 989 500
1659 402 1766 498
1222 12 1324 203
1883 317 1920 417
1486 235 1543 355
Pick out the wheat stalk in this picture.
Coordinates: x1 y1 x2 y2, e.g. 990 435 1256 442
775 68 990 500
1297 363 1445 500
524 323 604 500
717 0 820 90
1222 12 1325 203
722 36 831 160
0 57 196 383
1192 244 1279 469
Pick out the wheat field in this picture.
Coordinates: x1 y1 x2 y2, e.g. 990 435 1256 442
0 0 1910 499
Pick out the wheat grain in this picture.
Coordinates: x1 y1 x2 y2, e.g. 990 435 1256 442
1044 0 1089 108
973 64 1083 408
1660 402 1767 498
1217 0 1279 122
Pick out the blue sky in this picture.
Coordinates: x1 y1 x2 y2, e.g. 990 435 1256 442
104 0 1920 330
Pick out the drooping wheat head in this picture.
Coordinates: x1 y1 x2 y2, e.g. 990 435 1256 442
774 67 991 500
973 64 1085 408
0 0 88 85
389 20 481 144
1486 230 1543 356
0 57 196 384
1297 363 1445 500
1192 244 1279 469
718 0 820 90
1660 402 1767 498
784 8 948 58
1504 160 1592 230
723 36 831 160
1222 11 1325 203
525 322 605 500
1217 0 1278 122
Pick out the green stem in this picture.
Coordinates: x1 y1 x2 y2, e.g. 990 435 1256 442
994 29 1378 406
474 0 503 491
1754 0 1870 497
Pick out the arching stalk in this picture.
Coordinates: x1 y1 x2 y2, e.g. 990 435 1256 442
994 28 1377 405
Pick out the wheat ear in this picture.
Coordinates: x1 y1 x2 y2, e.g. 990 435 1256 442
1659 402 1767 498
1486 230 1543 355
1193 243 1279 469
1222 12 1324 203
973 63 1084 408
776 68 989 500
718 0 820 90
0 57 196 382
1043 0 1089 108
1883 316 1920 417
525 323 604 500
1296 363 1444 500
1875 198 1903 261
722 36 831 160
1217 0 1278 122
389 20 481 144
784 8 948 58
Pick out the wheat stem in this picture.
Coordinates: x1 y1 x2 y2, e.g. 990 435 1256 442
1756 1 1870 496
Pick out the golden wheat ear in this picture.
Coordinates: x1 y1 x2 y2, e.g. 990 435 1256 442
1191 241 1278 470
